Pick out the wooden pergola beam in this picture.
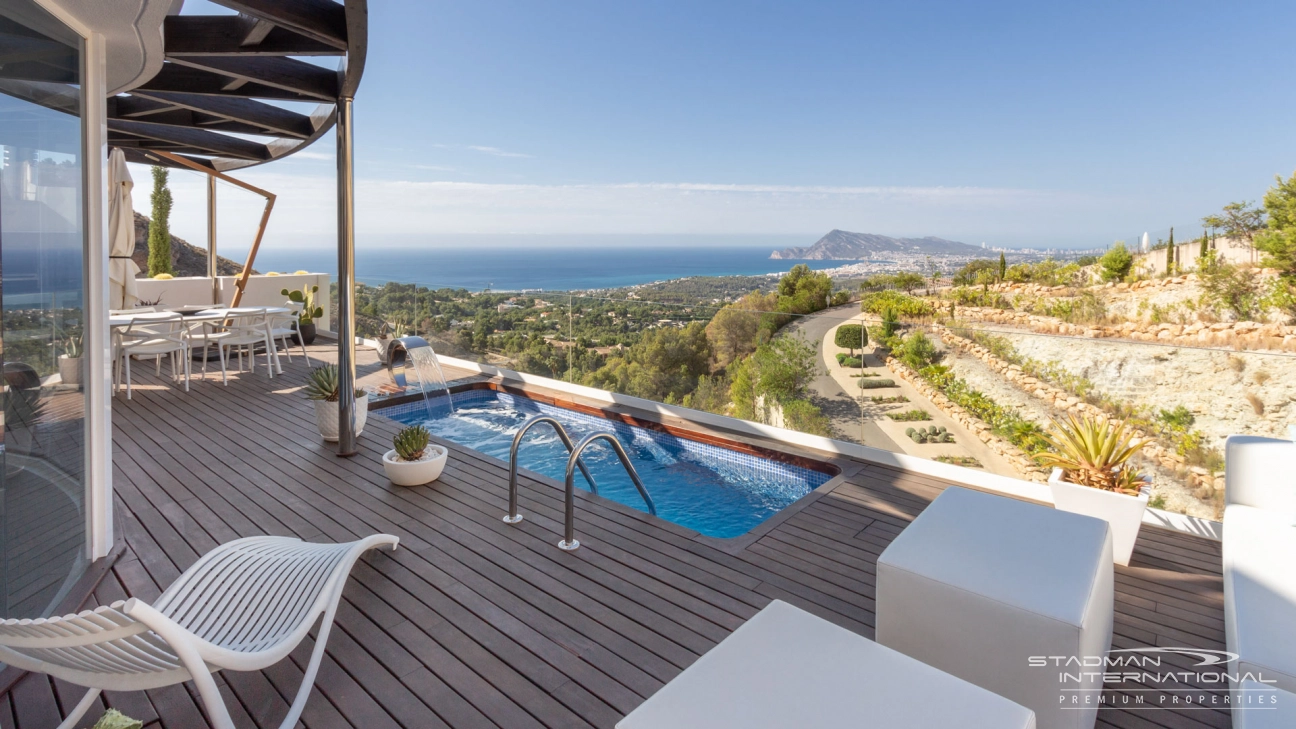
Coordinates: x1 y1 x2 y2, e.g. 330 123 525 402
136 64 325 102
108 118 272 160
211 0 349 50
166 56 339 101
164 16 342 57
129 90 316 138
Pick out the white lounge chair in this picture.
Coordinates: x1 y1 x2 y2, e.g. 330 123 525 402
0 534 398 729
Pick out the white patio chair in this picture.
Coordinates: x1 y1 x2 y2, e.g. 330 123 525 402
0 534 398 729
206 308 277 385
268 302 310 367
114 313 191 399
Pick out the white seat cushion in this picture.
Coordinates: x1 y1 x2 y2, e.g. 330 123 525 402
1224 504 1296 695
877 487 1113 729
617 600 1035 729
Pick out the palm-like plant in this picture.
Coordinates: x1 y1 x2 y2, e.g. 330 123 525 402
1035 413 1147 495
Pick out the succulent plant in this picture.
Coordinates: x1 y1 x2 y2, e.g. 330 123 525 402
304 364 366 402
393 425 430 461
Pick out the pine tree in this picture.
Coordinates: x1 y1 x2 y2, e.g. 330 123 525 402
147 166 173 277
1165 227 1175 276
997 251 1006 281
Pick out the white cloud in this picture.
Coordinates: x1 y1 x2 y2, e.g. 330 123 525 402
465 145 532 158
131 162 1116 249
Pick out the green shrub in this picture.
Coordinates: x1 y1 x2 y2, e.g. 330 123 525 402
935 455 981 468
858 378 897 389
893 330 942 371
870 395 909 404
835 353 862 368
887 409 931 421
860 290 935 318
834 323 866 355
781 398 832 437
1099 242 1133 282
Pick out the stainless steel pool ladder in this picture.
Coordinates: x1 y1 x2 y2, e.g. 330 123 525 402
504 416 599 523
504 415 657 552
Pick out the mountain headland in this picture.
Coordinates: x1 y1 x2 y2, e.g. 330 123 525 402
771 229 989 259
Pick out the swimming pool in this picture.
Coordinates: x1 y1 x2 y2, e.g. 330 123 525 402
379 390 833 539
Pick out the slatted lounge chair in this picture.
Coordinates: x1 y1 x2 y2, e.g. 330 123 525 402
0 534 399 729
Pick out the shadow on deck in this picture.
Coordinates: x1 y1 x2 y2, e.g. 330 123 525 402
0 344 1228 729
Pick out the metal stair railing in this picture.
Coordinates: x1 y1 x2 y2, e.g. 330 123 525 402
557 433 657 551
504 415 598 524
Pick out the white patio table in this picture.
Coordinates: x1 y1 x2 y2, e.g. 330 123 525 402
110 307 291 375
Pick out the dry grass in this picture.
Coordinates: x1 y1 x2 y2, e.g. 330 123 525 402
1253 370 1271 386
1245 392 1265 416
1228 355 1246 372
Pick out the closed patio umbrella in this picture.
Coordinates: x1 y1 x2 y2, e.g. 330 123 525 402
107 148 139 308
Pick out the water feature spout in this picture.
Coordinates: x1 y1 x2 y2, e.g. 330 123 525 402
387 336 456 416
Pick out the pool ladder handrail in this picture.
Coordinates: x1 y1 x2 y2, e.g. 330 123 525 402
505 416 599 525
558 433 657 551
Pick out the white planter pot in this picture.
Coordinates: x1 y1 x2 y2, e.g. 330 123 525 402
1048 468 1148 566
313 394 368 442
382 445 448 486
58 355 83 386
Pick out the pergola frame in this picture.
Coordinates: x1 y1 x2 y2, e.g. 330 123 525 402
108 0 370 453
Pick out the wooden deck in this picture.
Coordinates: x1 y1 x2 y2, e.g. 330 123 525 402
1 344 1229 729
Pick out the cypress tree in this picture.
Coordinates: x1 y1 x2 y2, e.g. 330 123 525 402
1199 229 1209 261
997 251 1006 280
1165 227 1175 275
147 166 173 277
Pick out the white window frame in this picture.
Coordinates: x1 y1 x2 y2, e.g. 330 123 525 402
28 0 113 561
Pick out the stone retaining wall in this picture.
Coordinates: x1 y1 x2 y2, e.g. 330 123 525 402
883 356 1049 483
935 325 1226 505
953 303 1296 352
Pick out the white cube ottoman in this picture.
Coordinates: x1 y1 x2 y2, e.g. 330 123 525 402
1233 680 1296 728
877 487 1114 729
618 599 1035 729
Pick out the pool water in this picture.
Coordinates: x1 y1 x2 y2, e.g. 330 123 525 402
380 390 832 538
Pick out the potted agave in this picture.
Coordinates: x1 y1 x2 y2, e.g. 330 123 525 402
58 333 84 387
382 424 448 486
281 285 324 345
1036 413 1150 566
304 364 368 441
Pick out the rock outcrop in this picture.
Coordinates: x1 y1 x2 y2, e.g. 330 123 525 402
132 212 252 278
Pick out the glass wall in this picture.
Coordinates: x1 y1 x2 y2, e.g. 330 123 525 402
0 1 87 617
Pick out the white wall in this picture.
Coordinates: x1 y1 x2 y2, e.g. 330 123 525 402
134 273 333 331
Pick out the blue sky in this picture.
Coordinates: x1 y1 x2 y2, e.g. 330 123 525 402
152 0 1296 250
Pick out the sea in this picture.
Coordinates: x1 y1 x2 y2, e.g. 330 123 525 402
243 245 840 292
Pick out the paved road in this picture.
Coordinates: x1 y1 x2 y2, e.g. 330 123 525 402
783 305 901 451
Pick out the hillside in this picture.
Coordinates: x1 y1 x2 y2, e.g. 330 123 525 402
132 211 253 278
771 229 987 259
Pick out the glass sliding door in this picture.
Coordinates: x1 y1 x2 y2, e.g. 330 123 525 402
0 0 87 618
